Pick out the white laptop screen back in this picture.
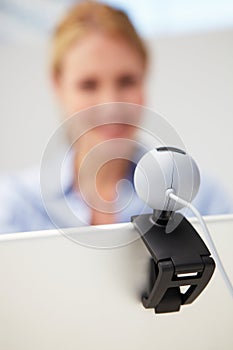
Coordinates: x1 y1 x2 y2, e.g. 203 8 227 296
0 215 232 350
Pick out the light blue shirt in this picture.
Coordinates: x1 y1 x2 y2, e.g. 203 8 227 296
0 150 232 234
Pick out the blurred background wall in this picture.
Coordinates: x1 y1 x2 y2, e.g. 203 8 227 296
0 0 233 196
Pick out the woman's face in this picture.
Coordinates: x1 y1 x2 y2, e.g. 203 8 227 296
53 32 146 141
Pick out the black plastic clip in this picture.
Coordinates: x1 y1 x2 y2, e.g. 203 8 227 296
131 211 215 313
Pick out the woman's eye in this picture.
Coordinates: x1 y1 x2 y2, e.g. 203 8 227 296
118 75 138 88
78 80 98 90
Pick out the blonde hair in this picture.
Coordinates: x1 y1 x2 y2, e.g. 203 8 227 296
50 1 148 77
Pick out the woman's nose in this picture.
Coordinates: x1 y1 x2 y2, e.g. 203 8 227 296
98 86 121 104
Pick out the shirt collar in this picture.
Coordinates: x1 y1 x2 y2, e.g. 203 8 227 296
60 147 75 197
60 145 147 198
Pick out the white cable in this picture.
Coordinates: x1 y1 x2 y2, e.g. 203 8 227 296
168 191 233 298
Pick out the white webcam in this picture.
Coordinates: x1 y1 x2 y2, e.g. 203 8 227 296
133 146 232 313
134 146 200 211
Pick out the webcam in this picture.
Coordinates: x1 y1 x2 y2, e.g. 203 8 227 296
134 146 200 212
131 146 216 314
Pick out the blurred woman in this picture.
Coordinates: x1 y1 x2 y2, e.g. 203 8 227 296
0 1 232 233
50 0 147 226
